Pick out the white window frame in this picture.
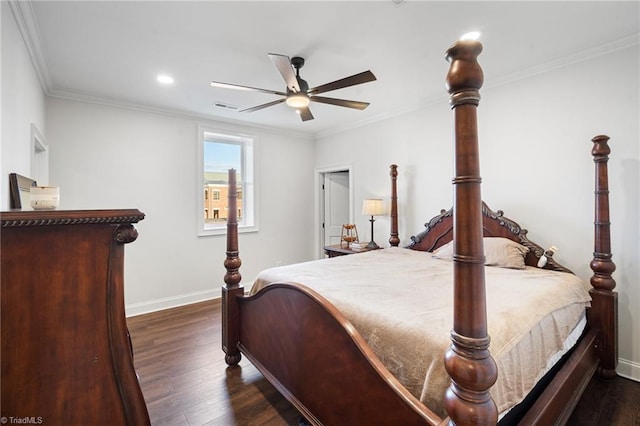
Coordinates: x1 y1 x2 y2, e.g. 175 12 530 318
197 125 258 236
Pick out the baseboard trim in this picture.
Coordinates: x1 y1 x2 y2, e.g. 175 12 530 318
618 358 640 382
126 289 221 317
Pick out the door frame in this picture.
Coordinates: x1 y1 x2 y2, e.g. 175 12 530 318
315 163 354 259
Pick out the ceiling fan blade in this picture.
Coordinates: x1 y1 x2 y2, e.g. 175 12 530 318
240 98 286 113
211 81 286 96
308 70 376 95
310 96 370 110
268 53 300 92
298 106 314 121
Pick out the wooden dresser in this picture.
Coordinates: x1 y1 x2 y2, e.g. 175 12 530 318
1 209 150 425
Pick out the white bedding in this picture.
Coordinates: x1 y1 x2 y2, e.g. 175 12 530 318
250 247 592 418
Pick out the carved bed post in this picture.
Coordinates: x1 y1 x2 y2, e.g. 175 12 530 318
589 135 617 379
222 168 243 365
442 40 498 425
389 164 400 247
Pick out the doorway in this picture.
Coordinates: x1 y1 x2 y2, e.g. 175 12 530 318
317 166 352 257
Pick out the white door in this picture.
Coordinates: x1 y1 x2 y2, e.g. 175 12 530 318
322 171 350 247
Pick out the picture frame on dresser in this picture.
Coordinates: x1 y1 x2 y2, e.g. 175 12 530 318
8 173 36 210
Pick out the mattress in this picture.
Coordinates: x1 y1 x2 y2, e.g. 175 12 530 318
250 247 592 418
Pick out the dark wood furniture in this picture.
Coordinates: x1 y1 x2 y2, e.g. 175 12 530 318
323 244 378 257
1 209 150 425
221 40 617 425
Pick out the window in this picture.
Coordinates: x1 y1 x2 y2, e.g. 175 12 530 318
198 126 257 236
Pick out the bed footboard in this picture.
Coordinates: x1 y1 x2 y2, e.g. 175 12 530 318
222 168 442 425
237 283 442 426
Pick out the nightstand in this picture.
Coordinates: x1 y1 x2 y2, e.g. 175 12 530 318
323 244 378 258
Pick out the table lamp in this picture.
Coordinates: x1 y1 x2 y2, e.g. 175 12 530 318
362 198 384 249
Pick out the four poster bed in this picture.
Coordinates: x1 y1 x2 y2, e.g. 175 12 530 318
221 40 617 425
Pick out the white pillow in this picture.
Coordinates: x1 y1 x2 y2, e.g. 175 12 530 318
432 237 529 269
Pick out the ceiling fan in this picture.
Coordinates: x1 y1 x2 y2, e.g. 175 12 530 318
210 53 376 122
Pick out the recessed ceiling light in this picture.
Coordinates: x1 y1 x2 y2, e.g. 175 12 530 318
460 31 481 41
157 74 174 85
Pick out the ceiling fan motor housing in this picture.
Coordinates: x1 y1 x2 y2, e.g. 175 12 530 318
291 56 305 70
290 57 309 93
289 78 309 94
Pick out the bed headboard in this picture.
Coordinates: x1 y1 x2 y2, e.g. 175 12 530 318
385 164 570 273
407 202 573 274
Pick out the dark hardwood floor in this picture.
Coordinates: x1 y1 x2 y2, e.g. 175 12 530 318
568 374 640 425
128 299 639 425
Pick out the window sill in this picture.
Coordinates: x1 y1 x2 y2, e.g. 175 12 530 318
198 224 259 237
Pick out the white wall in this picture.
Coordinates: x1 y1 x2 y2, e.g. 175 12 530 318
1 1 46 209
315 46 640 381
45 98 315 315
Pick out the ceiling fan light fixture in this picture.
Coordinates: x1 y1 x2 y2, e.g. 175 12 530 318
286 93 310 108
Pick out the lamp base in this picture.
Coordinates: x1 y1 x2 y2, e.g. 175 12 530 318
366 215 379 250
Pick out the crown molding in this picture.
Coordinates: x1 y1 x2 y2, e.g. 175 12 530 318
485 32 640 91
314 93 447 140
47 89 314 141
8 0 52 93
316 32 640 140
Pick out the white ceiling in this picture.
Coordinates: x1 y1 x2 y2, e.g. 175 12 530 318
17 1 640 137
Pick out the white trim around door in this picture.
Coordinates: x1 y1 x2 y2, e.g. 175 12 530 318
314 164 354 259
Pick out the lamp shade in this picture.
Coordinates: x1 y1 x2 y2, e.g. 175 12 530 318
362 199 384 216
